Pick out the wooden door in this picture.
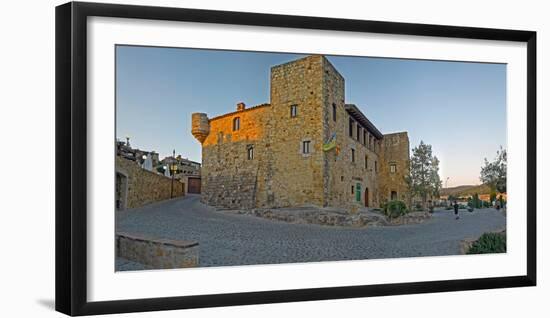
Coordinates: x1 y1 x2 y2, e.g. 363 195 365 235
188 177 202 194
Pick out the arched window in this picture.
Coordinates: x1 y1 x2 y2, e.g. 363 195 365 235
247 145 254 160
233 117 240 131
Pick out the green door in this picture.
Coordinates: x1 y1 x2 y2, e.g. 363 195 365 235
356 183 361 202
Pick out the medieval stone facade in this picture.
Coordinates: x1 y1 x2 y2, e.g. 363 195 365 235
191 55 410 210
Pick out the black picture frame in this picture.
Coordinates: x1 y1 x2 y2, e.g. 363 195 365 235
55 1 537 316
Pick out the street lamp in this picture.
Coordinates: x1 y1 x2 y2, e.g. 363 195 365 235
170 149 176 198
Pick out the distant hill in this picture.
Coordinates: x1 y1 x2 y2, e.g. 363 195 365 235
440 184 492 197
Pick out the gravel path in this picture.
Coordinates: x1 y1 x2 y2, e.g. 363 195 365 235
116 195 506 269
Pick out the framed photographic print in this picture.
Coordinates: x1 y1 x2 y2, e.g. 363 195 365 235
55 1 536 316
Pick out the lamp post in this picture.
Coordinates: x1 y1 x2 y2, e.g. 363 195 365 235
170 149 176 198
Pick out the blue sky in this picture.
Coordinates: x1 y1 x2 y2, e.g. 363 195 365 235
116 46 506 187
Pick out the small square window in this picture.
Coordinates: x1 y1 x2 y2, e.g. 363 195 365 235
302 140 311 154
390 163 397 173
290 105 298 117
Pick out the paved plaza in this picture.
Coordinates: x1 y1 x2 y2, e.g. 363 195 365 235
116 195 506 270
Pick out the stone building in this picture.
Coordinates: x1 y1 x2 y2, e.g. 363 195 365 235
116 138 160 168
191 55 410 210
166 156 202 194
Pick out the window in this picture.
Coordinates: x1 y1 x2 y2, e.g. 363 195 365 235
349 118 354 137
351 148 355 163
233 117 240 131
247 145 254 160
391 191 398 201
302 140 311 154
390 163 397 173
332 103 337 121
363 130 367 146
357 125 361 141
351 185 354 194
290 104 298 117
365 156 368 169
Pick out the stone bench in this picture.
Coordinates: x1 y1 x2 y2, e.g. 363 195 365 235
116 232 199 269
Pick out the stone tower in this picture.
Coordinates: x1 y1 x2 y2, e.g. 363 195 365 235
379 132 410 204
191 113 210 144
263 55 332 207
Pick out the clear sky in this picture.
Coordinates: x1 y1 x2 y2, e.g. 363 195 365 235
116 45 506 188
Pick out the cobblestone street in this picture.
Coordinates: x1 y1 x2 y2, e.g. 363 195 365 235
116 195 506 270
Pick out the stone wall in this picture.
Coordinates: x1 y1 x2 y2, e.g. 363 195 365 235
116 156 185 210
264 55 326 207
200 104 269 209
379 132 410 204
321 56 382 209
116 232 198 269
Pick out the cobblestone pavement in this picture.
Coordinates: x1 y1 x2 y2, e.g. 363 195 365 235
116 195 506 269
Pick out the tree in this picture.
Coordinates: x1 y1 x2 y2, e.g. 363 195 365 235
405 141 442 208
430 156 442 198
480 146 507 193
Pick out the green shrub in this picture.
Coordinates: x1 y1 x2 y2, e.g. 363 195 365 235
467 232 506 254
383 200 408 218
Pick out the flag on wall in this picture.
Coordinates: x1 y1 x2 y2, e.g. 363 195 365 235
323 132 337 151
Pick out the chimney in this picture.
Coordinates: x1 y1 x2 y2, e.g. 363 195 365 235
237 102 246 111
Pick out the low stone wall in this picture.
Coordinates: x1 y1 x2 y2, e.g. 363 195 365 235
116 156 185 209
388 211 432 225
225 207 431 228
116 232 199 269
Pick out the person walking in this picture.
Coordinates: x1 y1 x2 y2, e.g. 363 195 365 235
453 200 460 220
